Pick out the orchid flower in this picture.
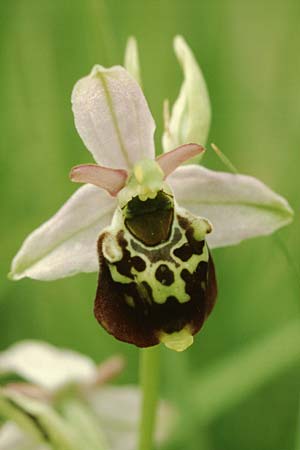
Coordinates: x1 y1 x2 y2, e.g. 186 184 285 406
9 36 293 352
0 341 174 450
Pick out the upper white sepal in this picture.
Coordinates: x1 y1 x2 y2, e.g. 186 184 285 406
72 65 156 170
162 36 211 154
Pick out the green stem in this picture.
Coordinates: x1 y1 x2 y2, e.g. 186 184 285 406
138 346 160 450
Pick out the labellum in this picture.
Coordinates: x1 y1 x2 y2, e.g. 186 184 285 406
72 145 217 352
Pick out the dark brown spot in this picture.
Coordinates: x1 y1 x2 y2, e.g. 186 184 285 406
155 264 174 286
113 232 146 279
174 215 205 262
173 239 205 262
131 256 146 272
186 229 205 255
180 268 192 283
173 243 193 261
177 215 189 229
180 261 208 298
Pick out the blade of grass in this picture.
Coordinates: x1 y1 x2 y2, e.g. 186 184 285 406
188 319 300 424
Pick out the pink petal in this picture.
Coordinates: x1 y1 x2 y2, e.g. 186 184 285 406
156 143 205 178
70 164 128 196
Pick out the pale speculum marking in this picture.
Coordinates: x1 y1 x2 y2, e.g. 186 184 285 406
104 209 209 306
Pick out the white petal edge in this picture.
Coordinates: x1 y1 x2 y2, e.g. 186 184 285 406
0 390 79 450
10 185 116 281
162 35 211 153
0 422 49 450
72 65 156 170
0 341 96 391
168 165 293 248
124 37 142 86
86 386 175 450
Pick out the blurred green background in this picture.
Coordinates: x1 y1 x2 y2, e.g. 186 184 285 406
1 1 299 449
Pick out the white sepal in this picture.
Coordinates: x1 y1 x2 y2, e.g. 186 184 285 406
168 165 294 248
124 37 142 86
162 36 211 153
86 386 175 450
10 185 116 281
0 390 78 450
0 422 49 450
0 341 96 391
72 65 155 170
